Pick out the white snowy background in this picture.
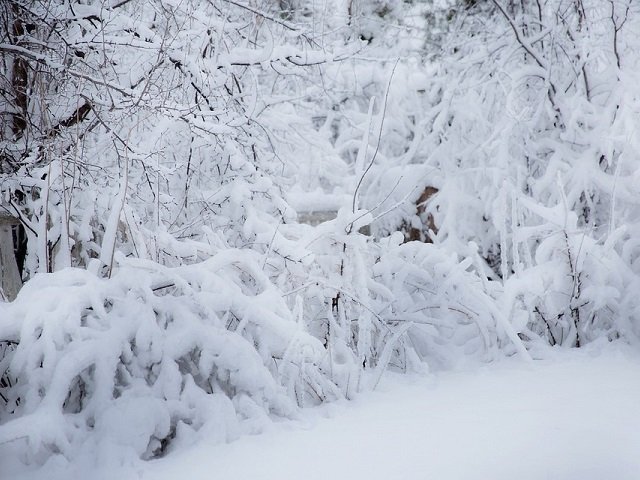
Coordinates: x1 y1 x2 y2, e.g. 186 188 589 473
1 0 639 478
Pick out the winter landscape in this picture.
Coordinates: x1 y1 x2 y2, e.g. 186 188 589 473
1 0 640 478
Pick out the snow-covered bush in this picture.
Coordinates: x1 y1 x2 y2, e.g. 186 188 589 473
373 236 529 368
0 251 334 462
274 209 531 388
0 213 534 464
359 0 640 347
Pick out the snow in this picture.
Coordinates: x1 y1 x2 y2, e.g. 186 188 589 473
7 345 640 480
3 1 640 478
143 346 640 480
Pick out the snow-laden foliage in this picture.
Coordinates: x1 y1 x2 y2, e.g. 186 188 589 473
361 0 640 346
1 0 342 275
373 235 529 366
1 0 485 463
2 0 640 468
0 216 525 463
449 0 640 346
0 250 331 462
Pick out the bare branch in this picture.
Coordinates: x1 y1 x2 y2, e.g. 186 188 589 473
0 43 132 97
490 0 563 125
214 0 300 32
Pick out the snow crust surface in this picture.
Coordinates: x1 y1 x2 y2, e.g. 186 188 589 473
8 345 640 480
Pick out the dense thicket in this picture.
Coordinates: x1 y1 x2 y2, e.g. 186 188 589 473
0 0 638 466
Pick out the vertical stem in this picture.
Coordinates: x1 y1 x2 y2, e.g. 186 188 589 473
10 2 28 138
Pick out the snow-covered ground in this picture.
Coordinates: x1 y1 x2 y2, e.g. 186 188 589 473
8 344 640 480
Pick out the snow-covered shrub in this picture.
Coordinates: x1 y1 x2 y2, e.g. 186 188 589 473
360 0 640 347
373 235 529 368
275 209 531 387
0 209 536 465
0 252 333 463
268 208 389 398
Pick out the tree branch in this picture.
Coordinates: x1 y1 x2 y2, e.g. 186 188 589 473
0 44 132 97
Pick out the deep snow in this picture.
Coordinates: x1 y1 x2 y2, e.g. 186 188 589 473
6 344 640 480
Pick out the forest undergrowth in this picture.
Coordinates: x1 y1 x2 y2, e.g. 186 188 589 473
0 0 639 466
